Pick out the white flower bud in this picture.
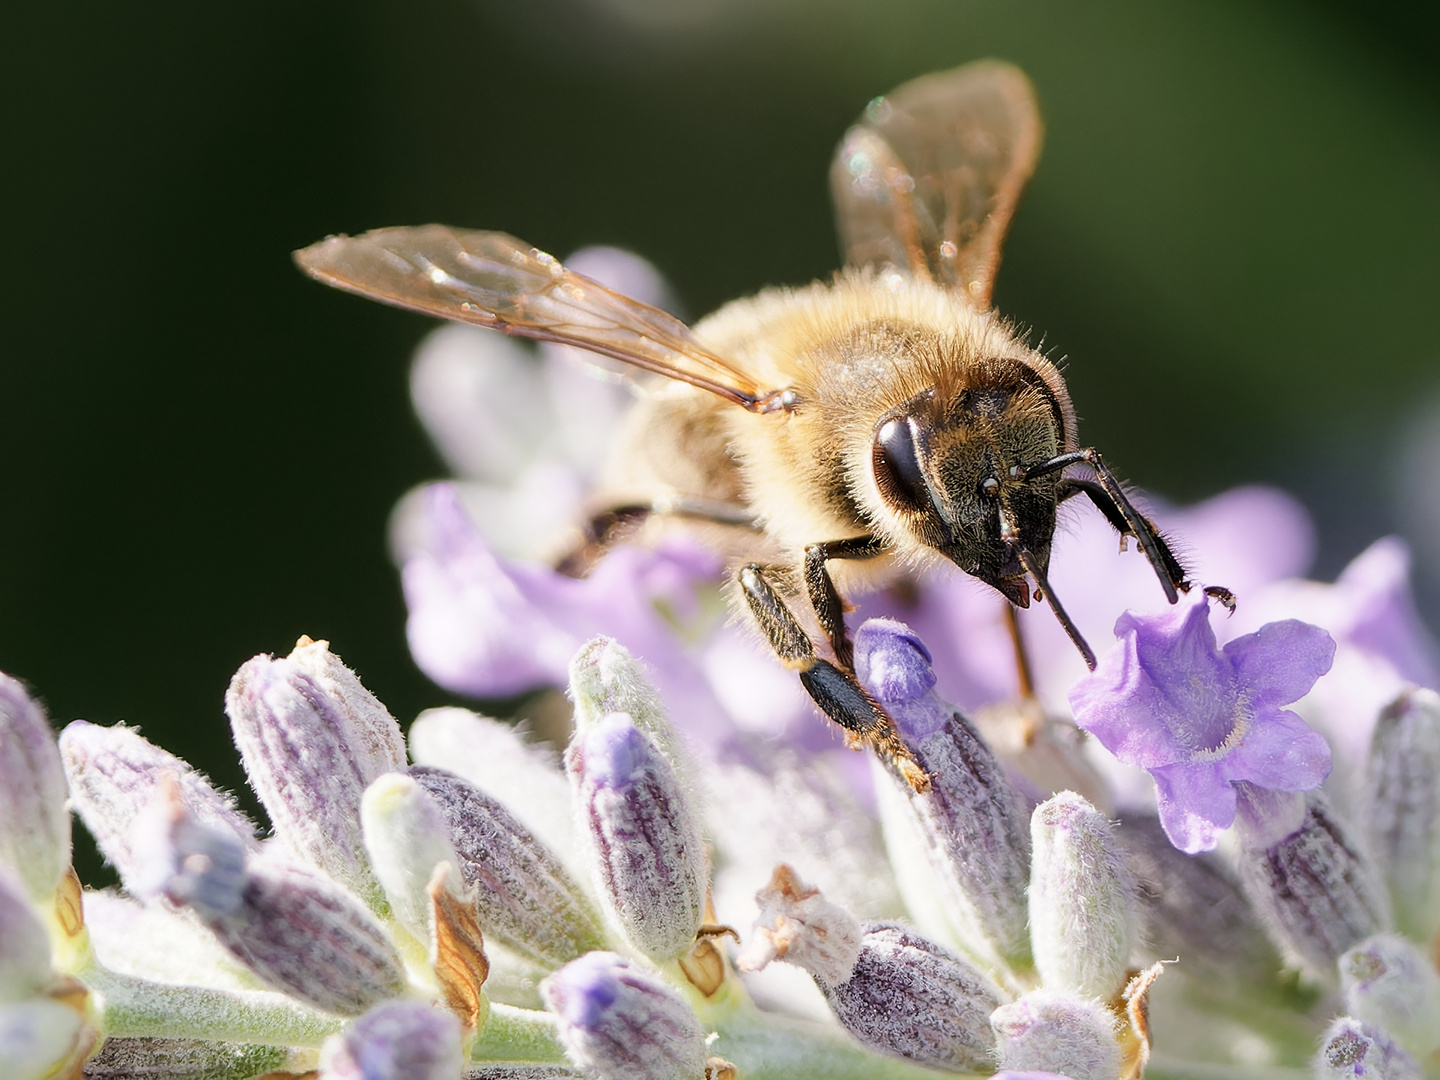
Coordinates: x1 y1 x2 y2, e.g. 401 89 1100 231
990 989 1121 1080
1028 791 1136 1001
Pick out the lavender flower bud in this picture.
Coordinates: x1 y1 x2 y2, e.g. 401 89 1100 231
0 999 92 1080
990 990 1121 1080
540 951 706 1080
411 766 608 969
816 921 1001 1073
1114 812 1276 981
736 864 862 987
60 720 260 889
1339 934 1440 1059
565 713 705 962
1028 791 1136 1001
226 640 406 909
1237 794 1389 978
361 772 465 947
0 674 70 900
855 620 1031 968
0 869 53 1002
1364 688 1440 942
569 639 678 766
318 1000 464 1080
134 790 407 1016
80 1037 286 1080
1316 1017 1422 1080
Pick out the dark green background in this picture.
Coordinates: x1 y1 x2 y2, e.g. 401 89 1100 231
4 0 1439 836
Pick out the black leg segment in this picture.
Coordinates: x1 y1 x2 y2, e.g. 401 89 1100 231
738 563 929 792
802 535 884 670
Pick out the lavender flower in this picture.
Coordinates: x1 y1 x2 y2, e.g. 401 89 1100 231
1069 589 1335 852
540 952 706 1080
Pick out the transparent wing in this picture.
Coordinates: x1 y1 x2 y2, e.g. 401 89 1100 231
295 225 771 409
829 60 1042 308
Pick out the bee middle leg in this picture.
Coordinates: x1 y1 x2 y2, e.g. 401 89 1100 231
738 562 929 792
555 497 758 578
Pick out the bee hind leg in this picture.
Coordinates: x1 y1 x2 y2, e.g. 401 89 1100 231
738 563 929 792
555 497 758 578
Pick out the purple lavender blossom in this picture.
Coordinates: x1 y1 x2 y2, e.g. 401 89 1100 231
539 951 706 1080
1068 589 1335 853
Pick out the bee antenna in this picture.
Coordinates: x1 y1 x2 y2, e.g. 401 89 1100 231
1015 546 1096 670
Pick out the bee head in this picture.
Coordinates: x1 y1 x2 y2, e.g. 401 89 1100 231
868 365 1065 606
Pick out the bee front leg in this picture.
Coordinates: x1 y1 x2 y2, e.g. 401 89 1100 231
1041 454 1187 601
802 535 885 670
738 563 929 792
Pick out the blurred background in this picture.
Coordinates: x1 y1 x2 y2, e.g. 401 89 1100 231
4 0 1439 860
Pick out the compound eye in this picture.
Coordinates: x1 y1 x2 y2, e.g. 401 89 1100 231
873 416 931 513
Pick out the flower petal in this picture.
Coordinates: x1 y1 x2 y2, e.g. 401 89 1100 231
1224 620 1335 711
1227 709 1332 792
1151 762 1235 854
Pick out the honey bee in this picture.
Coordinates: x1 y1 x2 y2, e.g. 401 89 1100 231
296 60 1194 792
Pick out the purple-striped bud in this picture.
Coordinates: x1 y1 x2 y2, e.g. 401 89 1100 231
1237 794 1389 978
569 639 681 770
990 989 1121 1080
80 1037 286 1080
133 789 406 1016
736 865 862 987
565 713 705 962
1028 792 1136 1001
815 921 1001 1073
1364 688 1440 942
855 621 1031 969
60 720 260 891
318 1000 463 1080
1316 1017 1423 1080
0 674 70 900
226 639 406 909
540 951 705 1080
410 766 608 969
0 869 52 1003
1340 934 1440 1059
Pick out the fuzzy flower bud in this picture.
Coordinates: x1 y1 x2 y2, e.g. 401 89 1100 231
815 920 1001 1073
1363 688 1440 942
410 765 608 969
990 989 1121 1080
0 999 91 1080
0 675 69 902
361 772 465 947
1028 791 1136 1001
569 637 679 767
1237 794 1389 978
855 620 1031 968
1339 934 1440 1060
565 712 705 961
540 951 706 1080
318 1000 464 1080
134 786 407 1016
226 638 406 909
0 870 54 1003
1315 1017 1422 1080
736 864 862 987
60 720 260 890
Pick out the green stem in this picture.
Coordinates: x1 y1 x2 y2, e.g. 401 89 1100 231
469 1003 571 1066
715 1007 977 1080
85 963 342 1047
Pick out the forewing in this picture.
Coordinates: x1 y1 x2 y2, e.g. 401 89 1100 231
830 60 1042 308
295 225 767 408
